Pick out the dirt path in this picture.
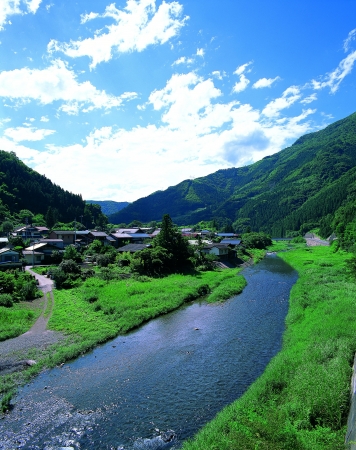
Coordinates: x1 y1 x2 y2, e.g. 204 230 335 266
305 237 330 247
0 268 64 375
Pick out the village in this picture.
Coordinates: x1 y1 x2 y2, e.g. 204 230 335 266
0 223 243 270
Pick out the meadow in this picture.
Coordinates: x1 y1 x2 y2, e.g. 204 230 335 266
182 244 356 450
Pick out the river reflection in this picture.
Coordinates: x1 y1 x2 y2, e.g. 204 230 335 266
0 254 297 450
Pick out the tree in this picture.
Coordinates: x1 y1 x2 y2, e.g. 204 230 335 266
1 220 13 235
242 232 272 249
63 245 82 263
153 214 192 272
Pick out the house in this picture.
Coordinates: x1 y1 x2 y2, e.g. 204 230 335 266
25 242 63 264
39 239 64 250
14 225 42 240
118 243 152 253
0 248 21 269
110 232 133 248
220 239 241 246
22 250 45 265
115 228 144 234
0 237 9 249
49 230 76 246
217 233 236 238
88 231 112 246
129 233 151 243
201 243 229 257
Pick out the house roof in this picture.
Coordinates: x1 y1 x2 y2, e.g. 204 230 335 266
23 250 44 255
129 233 151 239
220 239 241 245
35 227 49 232
0 238 9 243
25 243 47 251
89 231 108 237
217 233 236 237
39 239 63 243
110 233 133 239
116 228 142 234
0 247 19 255
106 236 116 242
118 244 151 253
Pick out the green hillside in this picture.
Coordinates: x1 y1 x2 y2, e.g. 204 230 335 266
86 200 130 217
109 112 356 237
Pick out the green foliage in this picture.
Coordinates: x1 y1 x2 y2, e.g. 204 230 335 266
86 200 129 217
0 294 13 307
131 246 172 276
291 236 306 243
242 231 272 249
63 245 82 263
1 220 13 233
0 270 39 302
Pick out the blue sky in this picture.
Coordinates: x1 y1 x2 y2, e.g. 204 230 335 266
1 0 356 202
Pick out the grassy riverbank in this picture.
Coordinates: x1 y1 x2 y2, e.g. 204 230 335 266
183 245 356 450
0 268 246 406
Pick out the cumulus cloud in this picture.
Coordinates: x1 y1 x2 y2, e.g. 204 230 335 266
234 61 252 76
0 59 137 114
344 28 356 52
0 0 42 30
196 48 204 57
233 74 250 93
262 86 301 117
311 50 356 93
10 71 318 202
48 0 188 68
172 56 194 66
4 126 55 142
252 76 280 89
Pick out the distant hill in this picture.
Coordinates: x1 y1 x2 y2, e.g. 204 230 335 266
109 112 356 237
0 150 85 223
86 200 130 217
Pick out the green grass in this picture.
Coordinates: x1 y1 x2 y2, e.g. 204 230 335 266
48 270 246 354
183 245 356 450
0 298 43 341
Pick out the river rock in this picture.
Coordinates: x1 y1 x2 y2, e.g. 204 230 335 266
25 360 37 366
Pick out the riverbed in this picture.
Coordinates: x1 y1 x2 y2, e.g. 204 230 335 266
0 255 297 450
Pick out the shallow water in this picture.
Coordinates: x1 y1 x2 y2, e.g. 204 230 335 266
0 255 297 450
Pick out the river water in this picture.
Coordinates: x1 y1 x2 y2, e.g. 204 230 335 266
0 255 297 450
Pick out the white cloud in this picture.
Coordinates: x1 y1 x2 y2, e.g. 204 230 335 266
262 86 301 117
172 56 194 66
0 0 42 30
344 29 356 52
196 48 204 57
211 71 224 80
252 76 280 89
8 71 317 202
48 0 188 68
40 116 49 122
300 93 317 104
0 59 137 113
4 126 55 142
312 50 356 94
234 61 252 76
233 74 250 93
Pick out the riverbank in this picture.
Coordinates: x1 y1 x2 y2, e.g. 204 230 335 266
0 267 246 412
183 244 356 450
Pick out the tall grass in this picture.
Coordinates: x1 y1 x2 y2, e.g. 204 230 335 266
0 301 42 341
183 245 356 450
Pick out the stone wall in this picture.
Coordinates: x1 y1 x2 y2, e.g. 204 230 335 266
346 354 356 449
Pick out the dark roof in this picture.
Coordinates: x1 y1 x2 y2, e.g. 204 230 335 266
130 233 151 239
217 233 236 237
202 244 229 249
116 228 143 234
89 231 108 237
118 244 151 253
39 239 63 242
220 239 241 245
110 233 133 239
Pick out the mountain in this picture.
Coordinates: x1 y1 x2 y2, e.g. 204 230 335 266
0 150 85 223
109 112 356 237
86 200 130 217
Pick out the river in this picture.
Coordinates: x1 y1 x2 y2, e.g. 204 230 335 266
0 254 297 450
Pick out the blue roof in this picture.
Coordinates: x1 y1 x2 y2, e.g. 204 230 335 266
221 239 241 245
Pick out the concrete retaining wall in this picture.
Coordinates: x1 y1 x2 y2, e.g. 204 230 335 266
346 355 356 448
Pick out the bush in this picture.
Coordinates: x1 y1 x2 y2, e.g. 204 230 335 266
291 236 306 243
0 294 13 307
242 231 272 249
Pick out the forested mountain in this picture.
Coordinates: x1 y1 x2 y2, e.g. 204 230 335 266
86 200 130 217
109 112 356 237
0 150 85 224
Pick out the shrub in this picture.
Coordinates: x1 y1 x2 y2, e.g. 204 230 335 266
0 294 13 307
